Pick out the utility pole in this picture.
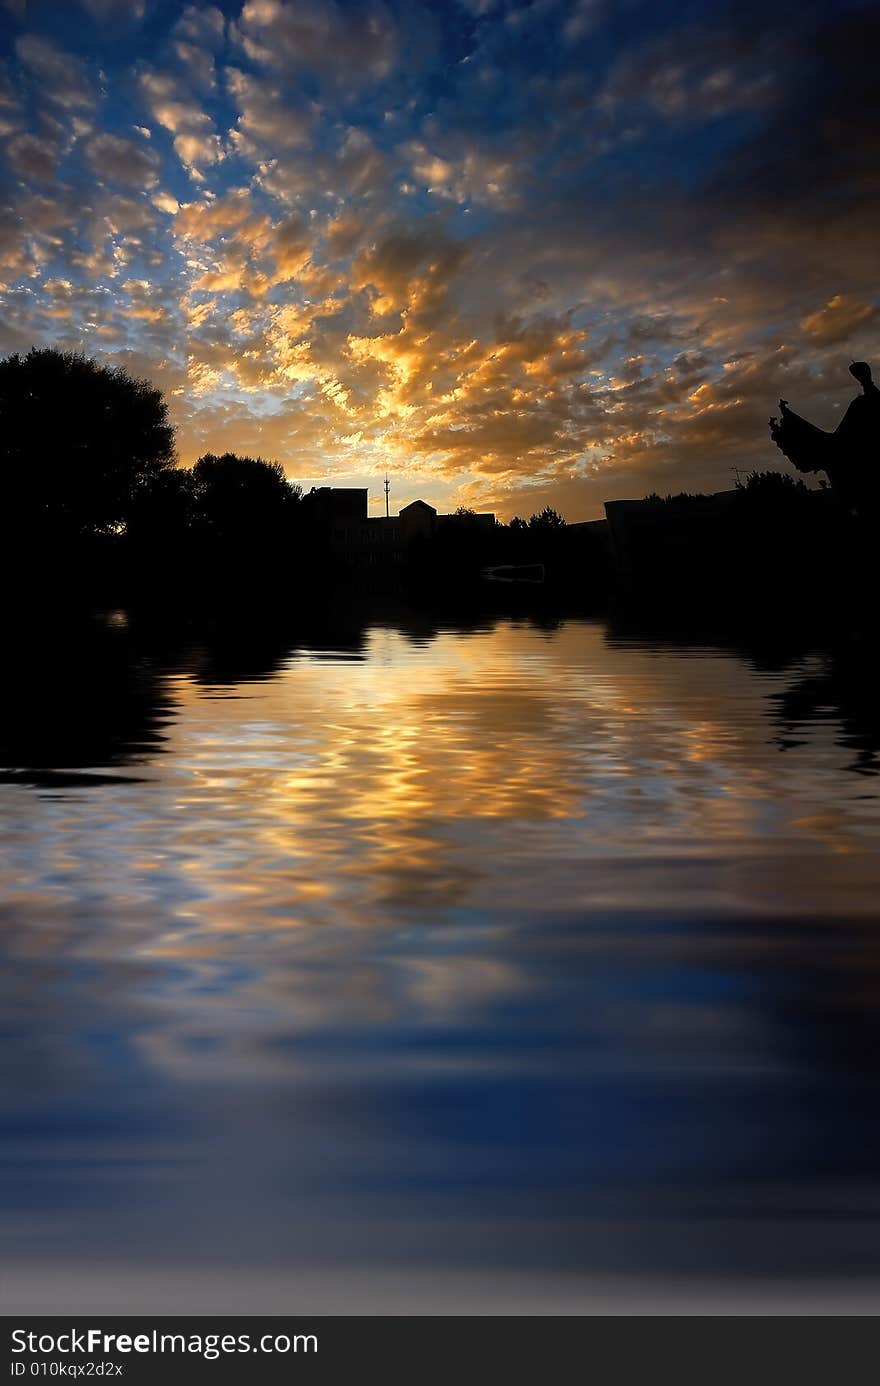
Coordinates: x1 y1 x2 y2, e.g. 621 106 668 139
384 474 390 517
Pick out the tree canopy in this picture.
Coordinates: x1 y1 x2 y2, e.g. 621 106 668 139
527 506 565 530
192 453 301 544
0 348 176 539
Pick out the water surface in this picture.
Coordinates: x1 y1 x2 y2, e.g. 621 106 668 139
2 607 880 1310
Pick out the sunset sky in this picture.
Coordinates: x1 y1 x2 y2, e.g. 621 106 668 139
0 0 876 519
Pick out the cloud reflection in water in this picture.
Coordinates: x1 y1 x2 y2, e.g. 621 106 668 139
2 612 880 1300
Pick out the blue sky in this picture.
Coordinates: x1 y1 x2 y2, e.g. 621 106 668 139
0 0 877 517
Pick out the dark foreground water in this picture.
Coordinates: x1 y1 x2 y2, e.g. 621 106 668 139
2 605 880 1312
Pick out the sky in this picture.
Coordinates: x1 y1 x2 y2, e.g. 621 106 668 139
0 0 877 520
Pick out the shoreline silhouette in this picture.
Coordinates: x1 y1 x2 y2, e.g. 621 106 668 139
0 346 875 625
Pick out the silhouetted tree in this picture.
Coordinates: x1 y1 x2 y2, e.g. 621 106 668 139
527 506 565 530
126 467 196 553
193 452 299 529
734 469 808 500
0 348 175 542
190 453 302 579
642 491 706 503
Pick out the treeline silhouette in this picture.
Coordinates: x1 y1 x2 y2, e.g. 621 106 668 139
0 348 603 606
2 347 864 617
0 349 314 602
614 468 857 617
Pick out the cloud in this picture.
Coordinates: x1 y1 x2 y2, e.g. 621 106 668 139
84 130 160 189
323 213 368 260
137 66 223 176
172 41 217 94
251 123 390 207
14 34 96 110
166 7 226 92
174 4 225 46
3 131 59 181
273 212 311 278
597 18 778 122
0 205 33 286
80 0 147 18
404 140 519 209
151 189 180 214
562 0 604 44
225 67 314 161
801 294 878 348
234 0 397 88
0 59 22 133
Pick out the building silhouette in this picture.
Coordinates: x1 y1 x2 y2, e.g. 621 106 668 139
301 487 495 571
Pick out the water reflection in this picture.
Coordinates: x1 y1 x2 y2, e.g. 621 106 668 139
770 642 880 777
2 607 880 1301
0 615 175 789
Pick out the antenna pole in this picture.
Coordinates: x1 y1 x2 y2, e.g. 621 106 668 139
384 475 390 517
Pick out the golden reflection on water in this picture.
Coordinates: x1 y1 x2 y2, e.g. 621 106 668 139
160 622 880 936
1 616 878 1073
5 621 880 955
4 613 880 1286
